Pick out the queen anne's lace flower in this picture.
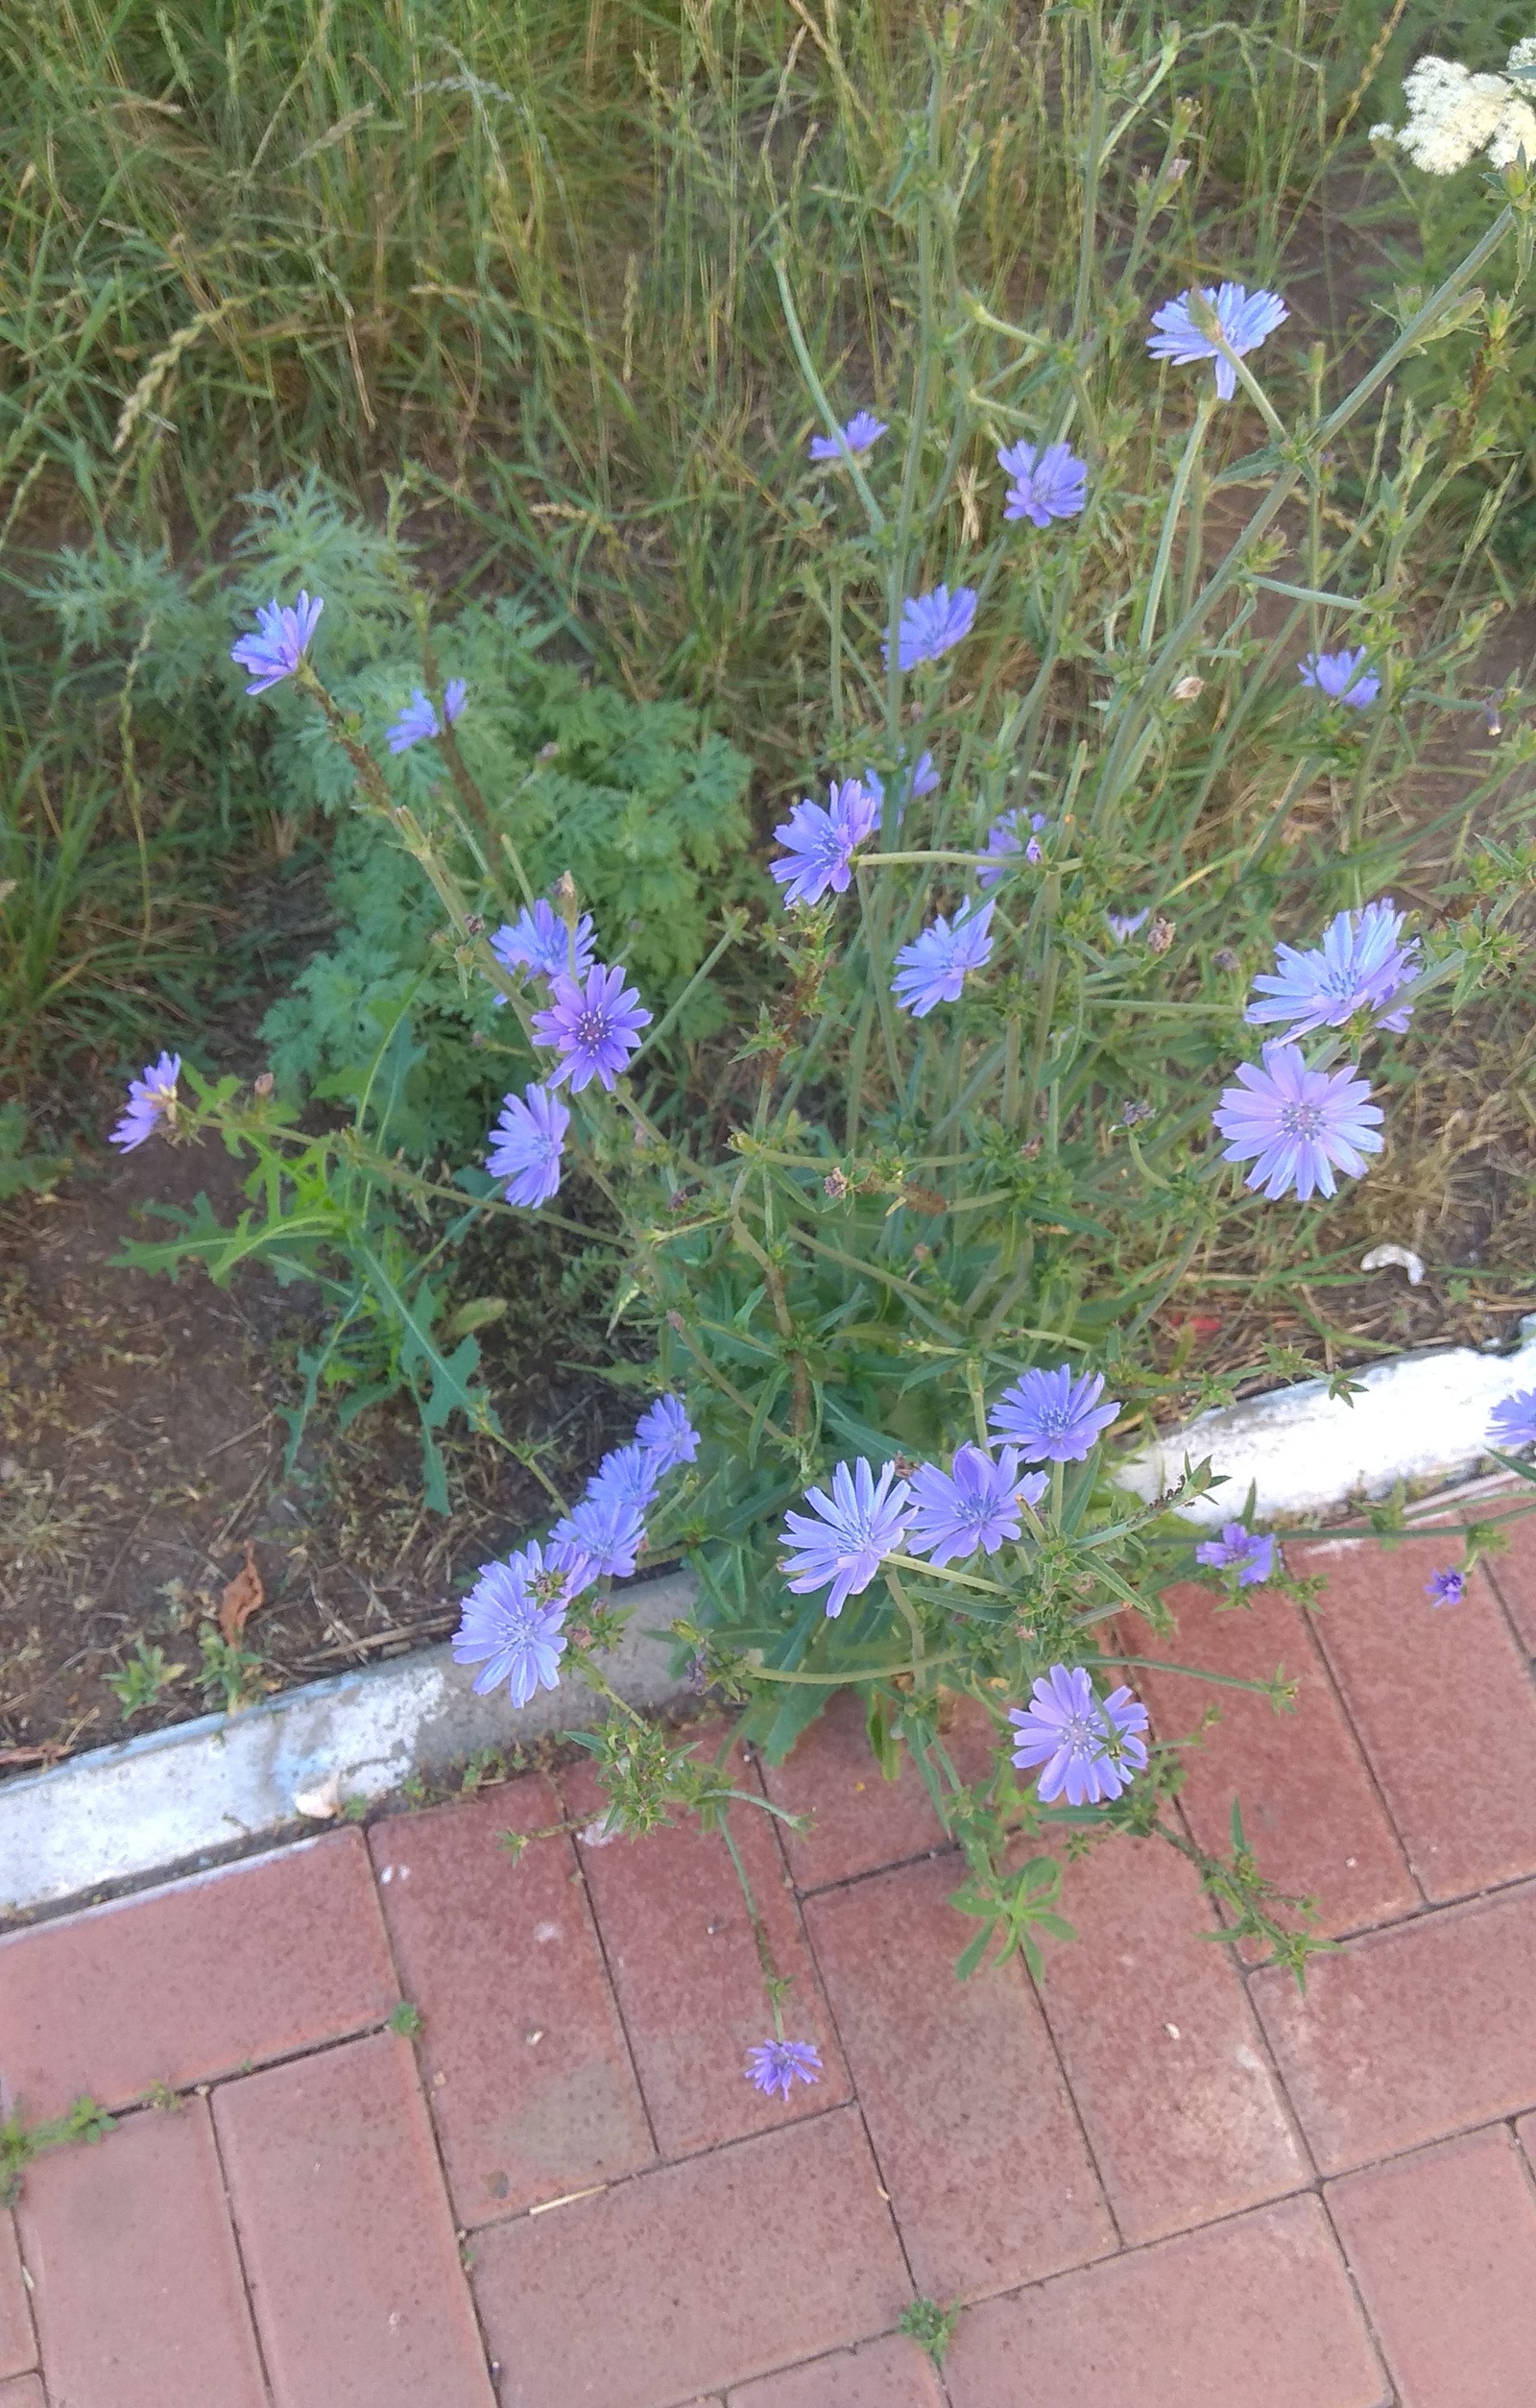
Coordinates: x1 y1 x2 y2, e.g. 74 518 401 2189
1375 41 1536 176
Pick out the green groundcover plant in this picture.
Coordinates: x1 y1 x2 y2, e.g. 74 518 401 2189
110 23 1536 2082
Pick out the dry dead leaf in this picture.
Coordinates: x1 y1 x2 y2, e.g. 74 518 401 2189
218 1538 265 1643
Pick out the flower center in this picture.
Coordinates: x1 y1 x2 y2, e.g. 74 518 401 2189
1038 1405 1072 1435
1061 1710 1105 1757
1278 1099 1325 1139
575 1008 610 1047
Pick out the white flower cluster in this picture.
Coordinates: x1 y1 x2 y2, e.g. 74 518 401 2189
1370 37 1536 177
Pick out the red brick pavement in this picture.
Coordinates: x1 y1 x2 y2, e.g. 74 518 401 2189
0 1521 1534 2406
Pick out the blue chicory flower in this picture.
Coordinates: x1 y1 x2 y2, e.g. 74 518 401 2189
905 1443 1048 1568
997 439 1088 526
989 1364 1121 1463
891 898 996 1018
860 752 940 821
1106 908 1150 944
385 679 468 754
1212 1043 1383 1203
745 2037 823 2099
977 809 1048 887
490 898 597 990
1008 1665 1150 1806
770 780 880 907
230 592 324 694
552 1489 648 1580
636 1393 700 1470
780 1457 914 1618
532 961 652 1091
1425 1567 1466 1607
1146 282 1289 401
808 410 888 464
451 1539 593 1706
109 1051 181 1152
1489 1389 1536 1451
884 585 978 672
486 1082 569 1209
1299 648 1380 710
586 1443 662 1512
1194 1521 1277 1587
1245 901 1420 1039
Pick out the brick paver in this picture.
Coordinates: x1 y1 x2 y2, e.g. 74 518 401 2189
0 2380 44 2408
471 2107 910 2408
805 1854 1114 2299
1484 1495 1536 1653
1327 2128 1536 2407
727 2332 945 2404
562 1742 849 2154
369 1779 654 2226
0 1829 396 2119
16 2101 268 2408
0 2218 34 2379
944 2195 1387 2407
757 1689 994 1889
1296 1538 1536 1900
1252 1879 1536 2172
1034 1830 1308 2239
214 2031 494 2408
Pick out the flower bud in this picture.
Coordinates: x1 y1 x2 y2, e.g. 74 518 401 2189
253 1072 275 1098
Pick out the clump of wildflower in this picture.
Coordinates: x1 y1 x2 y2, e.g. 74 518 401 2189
1245 901 1420 1039
989 1365 1120 1464
490 898 597 989
746 2038 822 2100
1299 649 1380 710
109 1051 181 1152
780 1458 914 1617
1371 42 1536 177
884 585 977 671
1212 1044 1383 1203
977 810 1048 887
386 679 468 754
486 1082 569 1209
770 781 880 907
1146 283 1288 401
636 1393 700 1470
1106 908 1150 944
808 410 888 464
891 899 995 1018
906 1444 1047 1567
997 439 1088 527
230 592 324 694
452 1540 592 1706
1195 1522 1277 1587
1489 1390 1536 1451
1008 1666 1149 1806
1425 1567 1466 1607
532 962 651 1091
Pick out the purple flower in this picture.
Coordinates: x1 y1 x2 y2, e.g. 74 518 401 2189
989 1365 1120 1464
884 585 978 671
552 1489 647 1579
808 410 888 464
1212 1044 1383 1203
587 1443 662 1512
1425 1567 1466 1607
977 809 1048 887
908 750 940 798
745 2037 823 2100
486 1082 568 1209
1245 901 1420 1038
1146 283 1289 401
1194 1521 1277 1587
997 440 1088 527
490 898 597 990
451 1539 592 1706
636 1393 700 1470
1299 648 1380 710
1106 908 1150 944
230 591 324 694
532 961 652 1091
109 1050 181 1151
860 751 940 820
906 1443 1048 1568
780 1457 914 1618
1009 1665 1149 1806
1489 1389 1536 1451
386 678 468 754
770 780 880 907
891 898 995 1018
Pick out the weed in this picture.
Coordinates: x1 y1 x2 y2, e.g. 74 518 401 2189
195 1626 268 1716
899 2296 961 2368
387 2001 423 2037
106 1640 184 1720
0 2096 113 2207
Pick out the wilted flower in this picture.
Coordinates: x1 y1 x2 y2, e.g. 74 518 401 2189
745 2037 823 2099
1172 674 1205 702
990 1364 1121 1463
386 679 468 754
824 1168 850 1201
884 585 978 671
808 410 888 464
636 1393 700 1470
1106 908 1150 944
230 592 324 694
1245 900 1420 1038
1425 1567 1466 1607
1146 915 1176 956
770 780 880 907
997 439 1088 527
452 1540 593 1706
491 898 597 989
486 1082 569 1209
1489 1389 1536 1450
1008 1666 1149 1806
891 898 996 1018
109 1051 181 1152
977 810 1048 887
1146 283 1288 401
906 1443 1047 1567
533 962 652 1091
1212 1044 1383 1202
1195 1521 1277 1587
780 1457 914 1617
1299 649 1380 710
